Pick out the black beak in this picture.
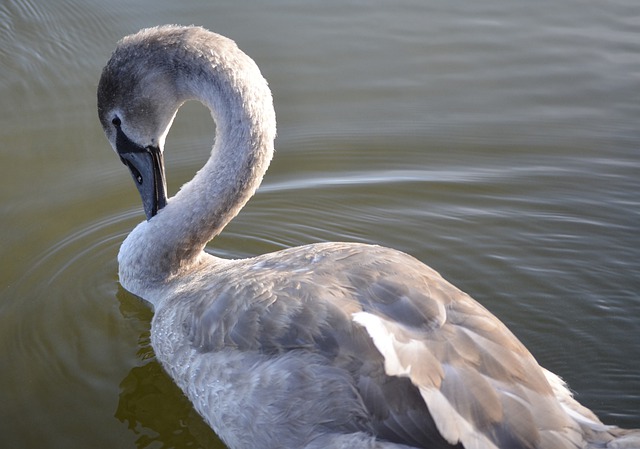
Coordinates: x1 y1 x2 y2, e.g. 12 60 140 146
115 126 167 220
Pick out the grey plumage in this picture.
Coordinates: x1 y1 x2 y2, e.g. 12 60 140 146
97 25 640 449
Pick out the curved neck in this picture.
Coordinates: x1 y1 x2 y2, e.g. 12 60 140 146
119 40 276 296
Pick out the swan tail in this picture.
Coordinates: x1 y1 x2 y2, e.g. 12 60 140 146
543 369 640 449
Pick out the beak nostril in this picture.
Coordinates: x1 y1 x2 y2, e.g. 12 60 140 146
121 157 143 185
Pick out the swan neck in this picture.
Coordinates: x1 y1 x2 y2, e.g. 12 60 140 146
119 40 276 297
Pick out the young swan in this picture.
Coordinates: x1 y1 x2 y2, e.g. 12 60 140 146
97 25 639 449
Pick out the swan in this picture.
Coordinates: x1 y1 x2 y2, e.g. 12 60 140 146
97 25 639 449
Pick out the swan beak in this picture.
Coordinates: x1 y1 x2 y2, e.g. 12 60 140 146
119 146 168 221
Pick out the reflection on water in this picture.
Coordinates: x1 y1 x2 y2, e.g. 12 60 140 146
115 288 225 449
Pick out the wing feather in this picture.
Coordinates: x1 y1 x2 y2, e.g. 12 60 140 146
175 243 584 448
346 246 583 449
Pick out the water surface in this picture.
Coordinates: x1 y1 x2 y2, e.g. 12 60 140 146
1 0 638 448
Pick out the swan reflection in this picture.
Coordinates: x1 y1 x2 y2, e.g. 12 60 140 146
115 287 224 449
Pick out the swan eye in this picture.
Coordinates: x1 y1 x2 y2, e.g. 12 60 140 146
112 116 121 127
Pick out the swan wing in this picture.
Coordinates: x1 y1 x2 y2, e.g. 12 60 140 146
180 243 582 448
345 246 583 449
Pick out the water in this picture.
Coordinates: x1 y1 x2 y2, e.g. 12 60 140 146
1 0 639 447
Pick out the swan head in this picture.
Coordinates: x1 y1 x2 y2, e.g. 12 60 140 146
97 28 188 220
98 25 277 224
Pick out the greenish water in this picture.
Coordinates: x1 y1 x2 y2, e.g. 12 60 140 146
1 0 638 448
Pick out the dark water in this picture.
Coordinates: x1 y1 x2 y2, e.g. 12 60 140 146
1 0 638 448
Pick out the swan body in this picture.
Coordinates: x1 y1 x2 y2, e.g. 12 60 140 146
98 25 639 449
